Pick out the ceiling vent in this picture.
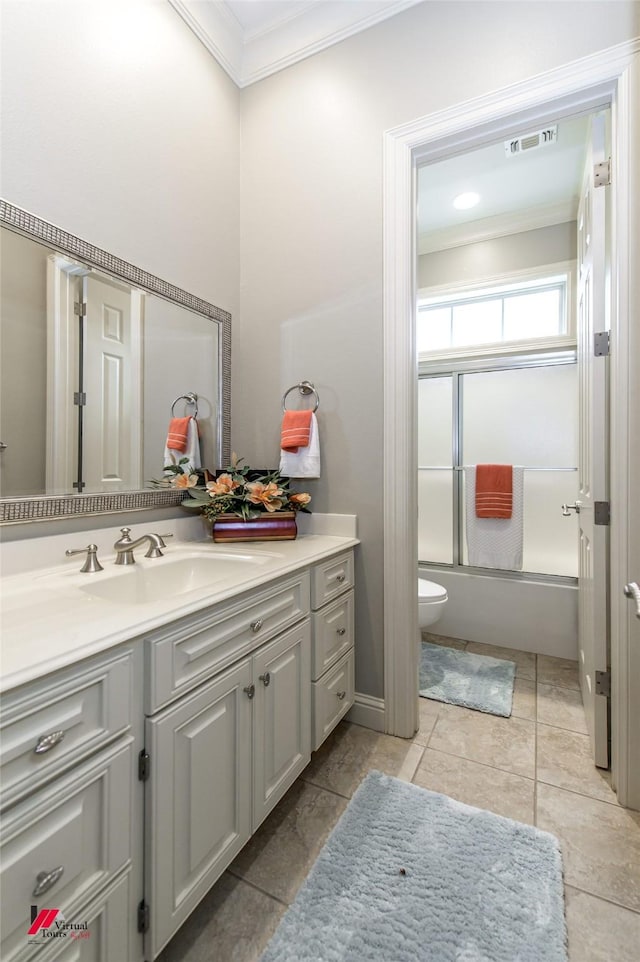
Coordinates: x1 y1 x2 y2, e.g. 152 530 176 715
504 125 558 157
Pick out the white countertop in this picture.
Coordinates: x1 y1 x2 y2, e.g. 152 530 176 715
1 529 358 694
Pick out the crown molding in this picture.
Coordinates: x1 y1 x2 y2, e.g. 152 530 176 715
169 0 423 87
417 200 578 256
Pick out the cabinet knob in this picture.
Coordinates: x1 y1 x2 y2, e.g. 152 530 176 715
336 627 346 636
336 573 346 583
250 619 263 633
34 730 65 755
259 672 271 687
32 866 64 897
336 690 346 700
243 684 255 700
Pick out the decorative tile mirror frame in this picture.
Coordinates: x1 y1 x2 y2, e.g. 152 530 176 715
0 199 231 523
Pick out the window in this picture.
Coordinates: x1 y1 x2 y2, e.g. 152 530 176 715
417 272 570 356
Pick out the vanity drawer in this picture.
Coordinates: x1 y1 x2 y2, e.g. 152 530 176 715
311 551 354 610
0 739 132 962
311 590 354 681
311 650 354 751
0 650 133 810
146 571 310 713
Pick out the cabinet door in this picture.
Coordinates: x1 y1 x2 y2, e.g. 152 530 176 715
23 871 134 962
252 621 311 831
1 740 132 962
146 659 252 959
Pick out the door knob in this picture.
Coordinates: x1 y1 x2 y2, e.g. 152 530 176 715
561 503 581 516
623 582 640 619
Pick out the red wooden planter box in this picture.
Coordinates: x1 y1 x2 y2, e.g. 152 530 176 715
212 511 297 543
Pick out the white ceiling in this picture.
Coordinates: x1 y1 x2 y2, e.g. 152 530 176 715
169 0 424 86
417 114 590 253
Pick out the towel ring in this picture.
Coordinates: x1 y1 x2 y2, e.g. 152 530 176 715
282 381 319 413
171 392 198 418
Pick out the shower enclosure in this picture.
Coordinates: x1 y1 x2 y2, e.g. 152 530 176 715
418 356 579 579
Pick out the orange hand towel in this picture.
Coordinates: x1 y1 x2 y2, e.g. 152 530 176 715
166 417 191 453
281 410 313 452
475 464 513 519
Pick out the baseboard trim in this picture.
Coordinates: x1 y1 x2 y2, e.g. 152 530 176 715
346 692 386 732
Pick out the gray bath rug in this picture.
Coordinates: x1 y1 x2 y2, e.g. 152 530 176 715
259 771 567 962
420 641 516 716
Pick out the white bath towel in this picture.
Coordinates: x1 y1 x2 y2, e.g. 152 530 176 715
464 466 524 570
279 413 321 478
164 417 201 473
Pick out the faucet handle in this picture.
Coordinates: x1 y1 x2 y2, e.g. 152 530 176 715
65 544 103 573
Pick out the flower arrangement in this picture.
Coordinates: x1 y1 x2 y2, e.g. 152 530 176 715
157 453 311 522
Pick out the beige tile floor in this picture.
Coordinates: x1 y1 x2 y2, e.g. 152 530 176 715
157 637 640 962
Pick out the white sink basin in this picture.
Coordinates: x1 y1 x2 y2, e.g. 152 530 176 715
80 552 267 605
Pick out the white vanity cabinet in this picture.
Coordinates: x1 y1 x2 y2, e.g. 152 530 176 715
0 538 356 962
0 647 142 962
143 572 311 959
310 551 355 749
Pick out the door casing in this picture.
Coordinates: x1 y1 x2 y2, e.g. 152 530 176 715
382 39 640 808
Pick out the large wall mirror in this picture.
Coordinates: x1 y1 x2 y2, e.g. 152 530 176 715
0 200 231 523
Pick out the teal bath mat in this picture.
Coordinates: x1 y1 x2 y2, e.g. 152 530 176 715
420 641 516 716
259 771 567 962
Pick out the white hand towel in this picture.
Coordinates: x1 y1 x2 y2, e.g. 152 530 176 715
464 466 524 570
279 413 321 479
164 417 201 473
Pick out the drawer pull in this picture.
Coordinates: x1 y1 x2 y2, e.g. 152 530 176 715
336 627 346 636
336 573 346 583
250 619 264 633
34 730 65 755
336 690 346 700
259 672 271 687
243 684 255 700
32 866 64 897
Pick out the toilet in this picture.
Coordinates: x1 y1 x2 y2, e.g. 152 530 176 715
418 577 448 628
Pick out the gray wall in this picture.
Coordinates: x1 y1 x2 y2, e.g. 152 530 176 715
236 2 639 700
0 0 240 316
418 221 577 291
2 0 639 698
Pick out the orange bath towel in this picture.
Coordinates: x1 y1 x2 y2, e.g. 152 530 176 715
475 464 513 518
281 410 313 452
166 417 191 452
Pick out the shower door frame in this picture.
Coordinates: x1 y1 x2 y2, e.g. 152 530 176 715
382 39 640 809
418 351 579 582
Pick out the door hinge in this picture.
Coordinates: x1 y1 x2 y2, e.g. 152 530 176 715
73 392 87 406
594 331 610 356
594 158 612 187
594 501 610 526
595 670 611 697
74 301 87 317
137 900 150 934
138 749 150 782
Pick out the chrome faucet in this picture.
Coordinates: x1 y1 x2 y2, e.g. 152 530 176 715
113 527 169 565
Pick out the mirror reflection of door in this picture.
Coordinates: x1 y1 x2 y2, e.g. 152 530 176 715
83 273 143 492
46 258 143 493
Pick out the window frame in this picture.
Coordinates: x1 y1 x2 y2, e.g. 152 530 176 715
417 261 576 362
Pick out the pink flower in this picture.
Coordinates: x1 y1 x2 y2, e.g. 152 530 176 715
245 481 284 512
206 473 239 496
173 473 199 489
289 492 311 508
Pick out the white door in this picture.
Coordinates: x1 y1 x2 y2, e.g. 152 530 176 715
576 112 609 768
83 274 142 492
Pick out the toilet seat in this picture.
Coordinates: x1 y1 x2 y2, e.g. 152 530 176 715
418 579 448 602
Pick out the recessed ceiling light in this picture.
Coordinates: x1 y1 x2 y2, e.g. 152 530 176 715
453 192 480 210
